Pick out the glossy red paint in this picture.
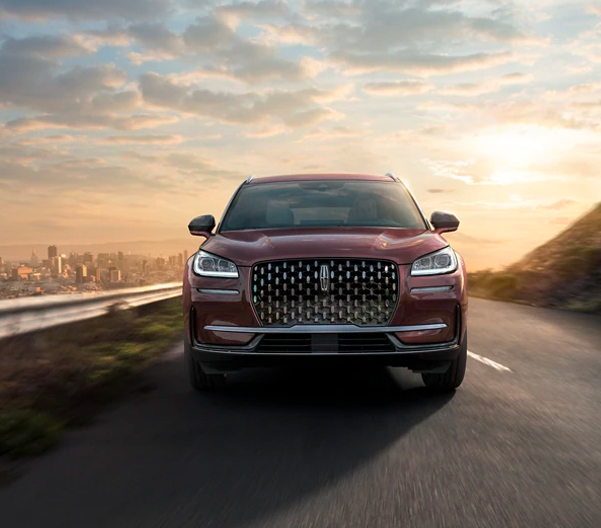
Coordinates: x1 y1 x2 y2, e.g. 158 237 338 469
201 228 447 267
248 173 393 185
182 174 468 354
183 243 467 347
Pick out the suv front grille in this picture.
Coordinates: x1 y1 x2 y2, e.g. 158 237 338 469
251 259 399 327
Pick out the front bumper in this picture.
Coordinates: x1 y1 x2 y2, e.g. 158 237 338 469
190 322 463 374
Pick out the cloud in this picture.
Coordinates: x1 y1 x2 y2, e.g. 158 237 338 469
184 15 319 82
333 50 515 76
256 23 318 46
215 0 291 25
0 35 185 133
6 113 178 132
120 149 244 184
127 22 185 58
305 125 361 138
427 188 454 194
303 1 362 17
423 158 494 185
298 1 535 77
101 134 184 144
0 0 173 21
0 37 129 114
439 72 532 95
244 124 290 138
139 72 342 127
362 80 434 96
538 199 577 210
15 134 86 146
118 15 321 83
314 3 530 50
0 158 169 195
0 34 95 59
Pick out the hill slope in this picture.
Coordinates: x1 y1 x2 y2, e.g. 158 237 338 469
469 203 601 313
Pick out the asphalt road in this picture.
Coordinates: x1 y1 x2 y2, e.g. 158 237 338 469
1 298 600 528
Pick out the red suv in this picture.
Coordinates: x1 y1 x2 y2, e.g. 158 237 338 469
183 173 468 391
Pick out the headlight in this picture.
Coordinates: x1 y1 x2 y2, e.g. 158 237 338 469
192 250 239 278
411 247 458 276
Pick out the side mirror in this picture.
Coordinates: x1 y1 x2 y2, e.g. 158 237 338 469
430 211 459 234
188 214 216 238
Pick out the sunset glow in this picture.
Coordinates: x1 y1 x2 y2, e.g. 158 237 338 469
1 0 600 270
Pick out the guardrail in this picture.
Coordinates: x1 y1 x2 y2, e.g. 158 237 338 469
0 283 182 339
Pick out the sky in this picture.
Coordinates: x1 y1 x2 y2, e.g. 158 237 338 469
0 0 600 270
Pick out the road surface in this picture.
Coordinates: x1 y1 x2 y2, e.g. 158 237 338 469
1 298 600 527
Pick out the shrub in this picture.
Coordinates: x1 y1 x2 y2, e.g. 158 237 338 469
0 409 63 458
485 274 519 301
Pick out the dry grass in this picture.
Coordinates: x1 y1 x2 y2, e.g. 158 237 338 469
0 299 182 458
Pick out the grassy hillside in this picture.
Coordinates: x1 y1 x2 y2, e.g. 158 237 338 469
469 203 601 314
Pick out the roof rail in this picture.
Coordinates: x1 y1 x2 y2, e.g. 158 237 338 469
246 175 255 184
385 172 399 182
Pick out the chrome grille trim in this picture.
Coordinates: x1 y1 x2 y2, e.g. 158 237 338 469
204 323 447 334
197 288 239 295
251 258 399 327
411 286 453 293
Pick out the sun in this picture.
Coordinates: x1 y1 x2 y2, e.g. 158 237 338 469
471 124 588 185
475 124 571 168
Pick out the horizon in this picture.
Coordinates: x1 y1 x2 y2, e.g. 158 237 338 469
0 198 597 270
1 1 601 270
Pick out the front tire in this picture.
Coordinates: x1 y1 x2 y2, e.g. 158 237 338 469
184 333 226 391
422 331 467 391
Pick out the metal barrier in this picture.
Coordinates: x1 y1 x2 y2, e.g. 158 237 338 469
0 283 182 339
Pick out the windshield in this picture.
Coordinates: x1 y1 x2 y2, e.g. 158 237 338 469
220 180 427 231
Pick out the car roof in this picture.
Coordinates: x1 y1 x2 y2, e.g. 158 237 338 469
247 173 397 185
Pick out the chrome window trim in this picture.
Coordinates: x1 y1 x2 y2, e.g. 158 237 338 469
204 323 447 334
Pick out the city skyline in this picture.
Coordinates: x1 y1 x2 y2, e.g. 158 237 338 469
0 242 191 298
0 239 202 263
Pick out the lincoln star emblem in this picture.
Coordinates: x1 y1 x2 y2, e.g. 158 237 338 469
320 264 330 292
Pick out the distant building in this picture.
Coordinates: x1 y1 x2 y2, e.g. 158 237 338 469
0 256 4 267
17 266 33 279
75 264 88 284
183 250 188 263
83 252 94 265
97 253 110 269
51 256 62 275
178 253 183 267
30 250 39 267
109 269 122 282
48 245 58 259
95 268 108 283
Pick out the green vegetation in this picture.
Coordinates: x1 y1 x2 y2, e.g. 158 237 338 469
0 298 182 458
0 410 63 458
469 203 601 314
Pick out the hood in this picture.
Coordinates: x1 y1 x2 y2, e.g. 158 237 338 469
201 228 449 266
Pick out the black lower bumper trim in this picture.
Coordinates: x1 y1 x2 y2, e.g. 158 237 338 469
190 338 461 373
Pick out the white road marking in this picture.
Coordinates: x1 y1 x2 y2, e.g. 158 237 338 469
468 351 512 372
